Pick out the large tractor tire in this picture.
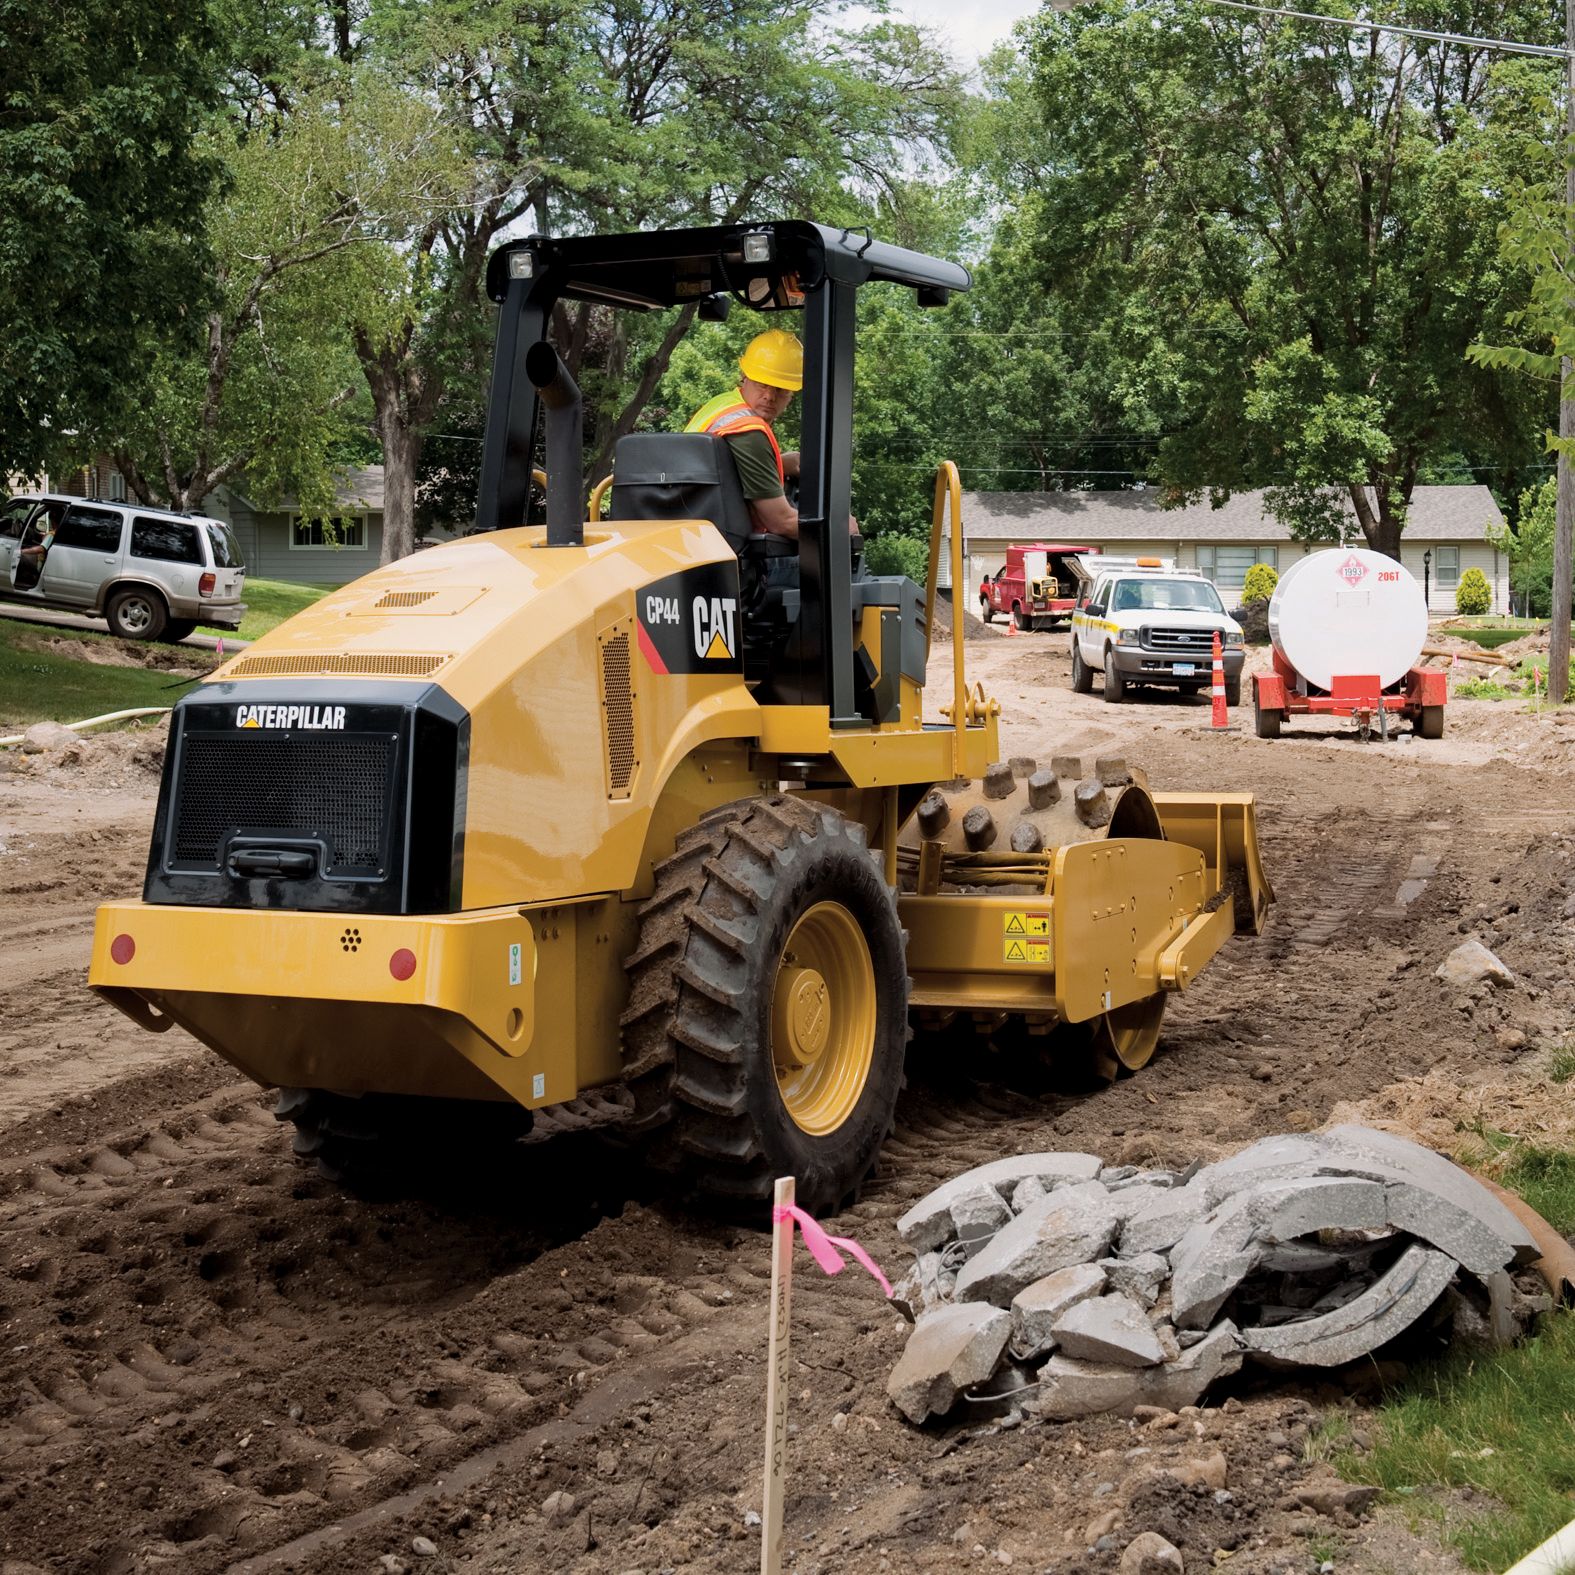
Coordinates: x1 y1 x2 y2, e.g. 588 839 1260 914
619 796 909 1214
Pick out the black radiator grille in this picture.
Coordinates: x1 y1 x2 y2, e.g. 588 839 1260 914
171 732 397 873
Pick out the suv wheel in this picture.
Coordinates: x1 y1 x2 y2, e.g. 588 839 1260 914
1103 646 1127 703
107 587 168 642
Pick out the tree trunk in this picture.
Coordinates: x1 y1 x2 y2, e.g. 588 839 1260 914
378 414 422 566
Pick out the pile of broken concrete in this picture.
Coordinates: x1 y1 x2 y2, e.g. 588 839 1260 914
888 1124 1545 1425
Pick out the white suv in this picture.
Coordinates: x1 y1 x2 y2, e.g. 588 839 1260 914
0 494 247 642
1070 565 1244 705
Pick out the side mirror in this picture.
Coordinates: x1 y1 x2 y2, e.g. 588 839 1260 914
1087 602 1106 618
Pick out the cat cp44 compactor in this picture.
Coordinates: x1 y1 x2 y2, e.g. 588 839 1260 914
90 221 1272 1211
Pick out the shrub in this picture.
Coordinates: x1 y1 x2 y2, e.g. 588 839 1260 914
1241 562 1279 604
1455 567 1491 616
863 531 928 583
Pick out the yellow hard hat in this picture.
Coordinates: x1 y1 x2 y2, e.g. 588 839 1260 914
739 329 804 392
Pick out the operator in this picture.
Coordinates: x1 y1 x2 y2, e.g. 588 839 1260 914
685 328 857 548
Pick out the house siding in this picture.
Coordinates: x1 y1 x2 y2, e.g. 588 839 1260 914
242 513 386 585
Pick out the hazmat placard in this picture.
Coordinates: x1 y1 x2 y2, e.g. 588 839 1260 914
1003 911 1050 965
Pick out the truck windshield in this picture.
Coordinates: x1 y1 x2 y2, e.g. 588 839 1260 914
204 521 244 569
1113 578 1224 614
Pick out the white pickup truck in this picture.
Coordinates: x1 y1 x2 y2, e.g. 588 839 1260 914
1069 561 1244 705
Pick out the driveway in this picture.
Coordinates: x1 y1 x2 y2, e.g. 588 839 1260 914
0 602 249 653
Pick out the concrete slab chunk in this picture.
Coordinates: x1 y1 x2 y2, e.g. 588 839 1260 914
887 1303 1012 1423
1170 1176 1388 1329
1053 1293 1168 1367
951 1187 1012 1258
1009 1263 1107 1358
1029 1322 1244 1420
1100 1253 1168 1309
897 1152 1103 1252
1119 1179 1212 1257
956 1182 1122 1305
1319 1125 1539 1265
1242 1244 1457 1366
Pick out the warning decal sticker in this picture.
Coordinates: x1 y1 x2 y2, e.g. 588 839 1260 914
1002 911 1050 965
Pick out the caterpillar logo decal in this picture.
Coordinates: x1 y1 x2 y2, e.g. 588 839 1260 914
235 703 347 730
636 562 743 675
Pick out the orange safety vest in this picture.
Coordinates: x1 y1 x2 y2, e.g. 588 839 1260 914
684 389 785 483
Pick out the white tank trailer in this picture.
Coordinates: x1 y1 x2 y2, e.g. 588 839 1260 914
1253 548 1446 740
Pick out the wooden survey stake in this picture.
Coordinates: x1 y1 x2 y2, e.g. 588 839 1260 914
761 1175 795 1575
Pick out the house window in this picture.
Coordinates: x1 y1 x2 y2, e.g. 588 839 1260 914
291 515 366 549
1433 545 1459 587
107 471 127 502
1196 545 1276 583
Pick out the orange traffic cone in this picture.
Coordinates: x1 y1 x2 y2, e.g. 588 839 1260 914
1210 630 1228 729
1006 610 1017 637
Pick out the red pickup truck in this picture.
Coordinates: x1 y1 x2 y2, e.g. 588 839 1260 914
979 543 1097 631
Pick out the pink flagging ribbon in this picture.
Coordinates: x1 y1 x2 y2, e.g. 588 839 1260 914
773 1203 892 1298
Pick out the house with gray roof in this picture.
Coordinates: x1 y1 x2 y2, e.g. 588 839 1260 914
209 467 392 586
940 485 1507 614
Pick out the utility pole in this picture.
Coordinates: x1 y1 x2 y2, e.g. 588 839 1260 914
1554 0 1575 703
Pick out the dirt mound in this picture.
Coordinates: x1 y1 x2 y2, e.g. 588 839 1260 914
16 631 214 676
930 589 1003 644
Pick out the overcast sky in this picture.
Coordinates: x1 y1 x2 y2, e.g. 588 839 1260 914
852 0 1039 65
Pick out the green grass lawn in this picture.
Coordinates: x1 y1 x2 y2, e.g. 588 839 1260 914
198 578 328 642
0 620 212 731
1334 1136 1575 1570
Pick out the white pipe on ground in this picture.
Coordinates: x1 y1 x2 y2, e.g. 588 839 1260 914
0 706 171 748
1503 1519 1575 1575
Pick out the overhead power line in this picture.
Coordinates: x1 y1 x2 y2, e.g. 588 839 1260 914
1202 0 1569 58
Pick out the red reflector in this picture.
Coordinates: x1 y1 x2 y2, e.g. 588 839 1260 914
199 572 216 596
389 948 416 981
110 934 136 965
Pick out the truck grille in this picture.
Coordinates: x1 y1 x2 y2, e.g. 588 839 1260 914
171 732 397 873
1143 626 1214 654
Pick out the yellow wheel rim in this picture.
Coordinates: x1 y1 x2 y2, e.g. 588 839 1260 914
771 901 877 1136
1096 993 1166 1074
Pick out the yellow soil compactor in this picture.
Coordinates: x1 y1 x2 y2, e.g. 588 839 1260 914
90 222 1271 1212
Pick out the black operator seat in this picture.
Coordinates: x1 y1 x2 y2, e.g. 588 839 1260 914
608 434 800 660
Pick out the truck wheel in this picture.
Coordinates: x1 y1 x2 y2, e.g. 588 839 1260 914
1010 603 1024 631
1224 674 1242 707
979 596 993 625
619 796 909 1214
1070 641 1093 693
107 587 168 641
273 1088 531 1185
1416 705 1444 739
1253 691 1282 738
1102 648 1127 703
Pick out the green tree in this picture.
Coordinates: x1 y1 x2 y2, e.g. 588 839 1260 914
1511 476 1556 614
1016 0 1554 555
353 0 963 561
0 0 220 477
105 76 472 517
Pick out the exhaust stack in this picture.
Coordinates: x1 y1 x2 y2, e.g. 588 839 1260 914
524 341 584 547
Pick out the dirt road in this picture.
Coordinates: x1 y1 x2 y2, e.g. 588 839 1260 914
3 637 1573 1575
